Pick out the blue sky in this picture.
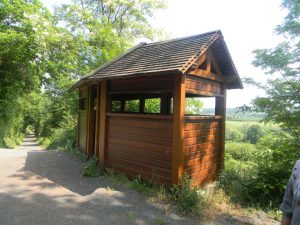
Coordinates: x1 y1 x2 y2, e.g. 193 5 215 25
42 0 286 108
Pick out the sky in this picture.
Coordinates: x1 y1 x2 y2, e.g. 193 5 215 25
43 0 286 108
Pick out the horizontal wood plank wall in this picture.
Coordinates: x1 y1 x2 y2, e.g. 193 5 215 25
110 74 174 93
184 116 222 186
186 75 221 96
105 114 173 184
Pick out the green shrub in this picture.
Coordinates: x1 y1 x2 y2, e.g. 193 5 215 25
244 132 300 207
221 131 300 209
39 113 77 151
171 175 204 217
225 127 243 142
244 125 264 144
225 142 258 161
129 175 154 195
219 156 257 205
83 157 101 178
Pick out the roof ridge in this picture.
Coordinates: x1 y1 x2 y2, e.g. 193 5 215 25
143 30 221 47
179 31 221 74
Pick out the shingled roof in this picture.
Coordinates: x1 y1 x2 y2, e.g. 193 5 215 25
73 30 242 89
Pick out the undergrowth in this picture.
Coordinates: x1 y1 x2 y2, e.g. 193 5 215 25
106 169 205 217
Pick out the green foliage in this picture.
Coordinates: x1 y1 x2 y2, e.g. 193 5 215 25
221 131 300 209
129 175 154 195
106 169 204 217
0 0 166 149
83 157 101 178
145 98 161 113
125 99 140 112
225 142 258 161
244 125 264 144
185 97 203 115
250 0 300 138
171 175 204 217
219 155 257 205
225 127 243 142
245 132 300 207
38 113 77 151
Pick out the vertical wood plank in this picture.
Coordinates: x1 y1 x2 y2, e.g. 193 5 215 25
172 73 186 184
215 86 226 170
77 90 80 148
85 87 91 155
94 82 101 157
140 95 145 113
121 99 125 113
160 92 168 114
99 80 107 171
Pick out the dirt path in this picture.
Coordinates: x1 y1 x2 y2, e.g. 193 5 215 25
0 135 198 225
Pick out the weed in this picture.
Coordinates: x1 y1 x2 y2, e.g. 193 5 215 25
170 175 204 217
126 211 136 221
129 175 154 195
83 157 101 178
154 217 166 225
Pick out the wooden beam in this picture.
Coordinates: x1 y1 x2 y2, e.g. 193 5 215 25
187 69 224 82
77 91 80 148
160 92 168 114
94 82 101 157
172 73 186 184
140 95 145 113
85 87 91 155
215 86 227 170
190 54 207 70
99 80 107 171
206 49 223 76
121 99 125 113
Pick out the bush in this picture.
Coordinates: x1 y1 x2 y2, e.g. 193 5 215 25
219 156 258 205
39 113 77 151
171 175 204 217
225 127 243 142
83 157 101 178
244 132 300 207
221 131 300 209
244 125 264 144
225 142 258 161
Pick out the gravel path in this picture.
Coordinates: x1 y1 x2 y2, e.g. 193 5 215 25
0 135 198 225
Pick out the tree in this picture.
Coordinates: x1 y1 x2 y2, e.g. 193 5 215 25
240 0 300 207
185 98 203 115
244 125 263 144
249 0 300 138
0 0 50 147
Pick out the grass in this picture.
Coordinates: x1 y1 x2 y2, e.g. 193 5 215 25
226 120 279 133
105 169 205 218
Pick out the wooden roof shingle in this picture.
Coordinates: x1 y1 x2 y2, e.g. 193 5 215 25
73 30 242 89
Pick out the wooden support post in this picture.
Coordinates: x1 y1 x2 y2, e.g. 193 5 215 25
85 87 91 155
215 87 227 170
160 92 168 114
140 95 145 113
99 80 107 171
94 82 101 157
172 73 186 184
121 99 125 113
77 91 80 148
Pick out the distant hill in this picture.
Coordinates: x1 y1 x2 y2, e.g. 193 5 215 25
201 108 265 121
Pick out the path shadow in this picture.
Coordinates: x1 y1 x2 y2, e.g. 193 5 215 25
11 150 108 196
4 149 198 225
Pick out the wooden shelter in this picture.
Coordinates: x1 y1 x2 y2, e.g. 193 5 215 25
71 30 243 186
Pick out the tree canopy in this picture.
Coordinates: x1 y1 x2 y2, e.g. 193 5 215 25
0 0 166 148
249 0 300 138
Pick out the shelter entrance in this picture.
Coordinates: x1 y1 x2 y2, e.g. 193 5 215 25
87 86 98 157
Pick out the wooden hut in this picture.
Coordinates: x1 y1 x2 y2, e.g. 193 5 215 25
71 30 243 186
